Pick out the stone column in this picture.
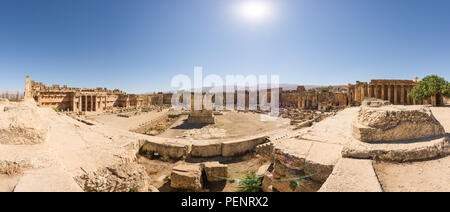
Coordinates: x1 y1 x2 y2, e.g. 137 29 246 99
355 85 360 105
25 76 32 100
368 85 373 98
381 85 385 100
72 96 77 112
387 85 392 103
360 86 365 103
400 85 405 105
394 85 398 105
90 96 94 112
405 85 411 105
84 96 87 112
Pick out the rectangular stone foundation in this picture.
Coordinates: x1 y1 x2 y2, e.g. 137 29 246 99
187 110 215 124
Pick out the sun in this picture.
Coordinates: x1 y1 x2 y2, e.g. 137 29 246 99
238 1 272 22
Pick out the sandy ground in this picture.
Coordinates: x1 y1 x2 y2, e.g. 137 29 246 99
0 102 151 191
373 106 450 192
159 111 290 140
86 109 169 131
374 156 450 192
0 175 19 192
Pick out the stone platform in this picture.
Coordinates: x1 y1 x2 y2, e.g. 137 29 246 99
187 110 215 125
352 101 445 142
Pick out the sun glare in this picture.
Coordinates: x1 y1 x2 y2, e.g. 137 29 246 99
238 1 272 22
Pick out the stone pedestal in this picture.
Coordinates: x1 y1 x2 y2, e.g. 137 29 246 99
187 110 215 124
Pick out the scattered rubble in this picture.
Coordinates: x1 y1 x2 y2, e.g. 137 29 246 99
0 100 49 145
75 162 155 192
0 161 22 176
280 108 338 130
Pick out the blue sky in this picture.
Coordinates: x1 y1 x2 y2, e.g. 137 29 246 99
1 0 449 93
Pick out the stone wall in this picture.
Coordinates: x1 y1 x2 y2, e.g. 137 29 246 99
139 135 268 159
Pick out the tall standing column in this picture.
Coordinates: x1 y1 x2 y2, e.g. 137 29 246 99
90 95 93 112
406 85 411 105
84 96 87 112
400 85 405 105
360 86 365 103
387 85 392 103
355 85 360 105
368 85 373 98
394 85 398 105
347 90 351 106
381 85 385 100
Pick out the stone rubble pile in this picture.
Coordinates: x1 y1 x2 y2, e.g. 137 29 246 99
280 108 337 129
75 162 158 192
0 100 50 145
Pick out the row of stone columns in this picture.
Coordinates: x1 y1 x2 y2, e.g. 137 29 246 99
351 83 428 105
299 94 317 109
73 95 105 112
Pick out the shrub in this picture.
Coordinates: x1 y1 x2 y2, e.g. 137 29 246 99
236 170 263 192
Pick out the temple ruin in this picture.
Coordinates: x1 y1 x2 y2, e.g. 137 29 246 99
348 79 444 106
24 76 442 113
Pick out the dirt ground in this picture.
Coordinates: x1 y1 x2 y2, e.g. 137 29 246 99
159 111 290 140
373 106 450 192
86 109 169 131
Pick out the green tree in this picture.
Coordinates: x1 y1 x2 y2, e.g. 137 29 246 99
409 75 450 101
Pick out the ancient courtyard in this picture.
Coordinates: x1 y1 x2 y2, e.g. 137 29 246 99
0 76 448 192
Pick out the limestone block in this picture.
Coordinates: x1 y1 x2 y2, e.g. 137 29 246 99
319 158 382 192
203 161 228 182
221 136 267 157
191 143 222 157
170 163 203 191
272 139 312 170
262 171 273 192
187 110 215 124
256 163 271 176
140 140 187 160
352 104 445 142
304 142 343 182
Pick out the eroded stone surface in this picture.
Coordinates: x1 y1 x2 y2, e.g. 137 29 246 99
75 162 151 192
319 158 382 192
170 163 203 191
203 161 228 182
0 100 50 145
352 104 445 142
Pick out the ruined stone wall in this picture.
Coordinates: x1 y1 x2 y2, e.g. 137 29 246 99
280 91 300 108
36 91 75 111
348 79 434 106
